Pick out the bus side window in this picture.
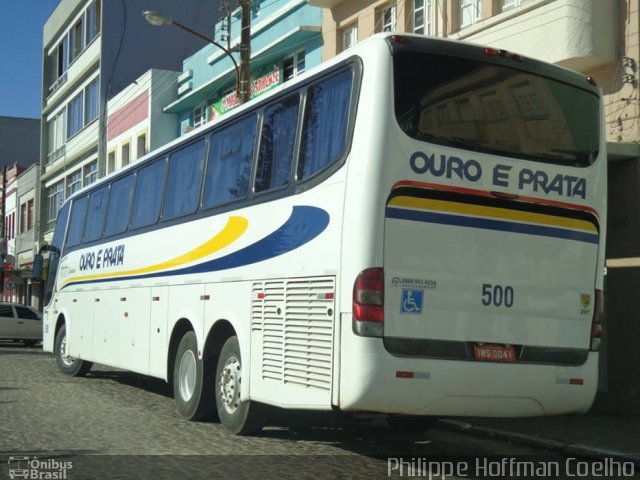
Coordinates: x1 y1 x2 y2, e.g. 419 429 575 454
255 95 299 193
203 115 257 209
298 69 352 181
83 186 109 242
162 139 206 220
130 159 166 230
65 196 88 248
104 174 135 237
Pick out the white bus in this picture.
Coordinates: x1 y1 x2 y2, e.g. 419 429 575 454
39 34 606 435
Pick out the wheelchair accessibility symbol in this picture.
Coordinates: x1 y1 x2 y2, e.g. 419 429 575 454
401 288 424 314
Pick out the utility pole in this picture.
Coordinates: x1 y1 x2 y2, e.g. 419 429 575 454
239 0 252 104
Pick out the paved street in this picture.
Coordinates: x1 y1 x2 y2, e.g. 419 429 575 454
0 341 618 479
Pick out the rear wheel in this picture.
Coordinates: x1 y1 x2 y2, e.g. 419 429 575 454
173 331 215 421
54 324 92 376
215 336 262 435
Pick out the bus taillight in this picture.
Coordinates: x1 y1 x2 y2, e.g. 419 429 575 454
353 268 384 337
590 289 603 351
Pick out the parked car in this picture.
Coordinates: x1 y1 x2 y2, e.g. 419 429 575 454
0 302 42 346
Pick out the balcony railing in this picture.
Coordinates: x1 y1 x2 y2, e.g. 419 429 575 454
47 72 68 100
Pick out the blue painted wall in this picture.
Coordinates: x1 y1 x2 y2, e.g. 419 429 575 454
173 0 323 135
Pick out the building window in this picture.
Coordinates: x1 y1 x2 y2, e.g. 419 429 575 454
460 0 481 29
47 111 66 157
283 50 306 81
341 24 358 51
107 150 115 174
66 169 82 197
501 0 532 11
27 199 34 231
86 0 101 44
67 92 84 138
84 161 98 186
84 78 99 124
20 203 27 234
377 4 396 32
121 142 130 167
69 18 84 64
413 0 431 34
137 133 147 159
47 181 65 222
55 37 68 80
192 105 206 128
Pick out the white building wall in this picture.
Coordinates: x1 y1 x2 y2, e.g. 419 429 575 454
454 0 619 71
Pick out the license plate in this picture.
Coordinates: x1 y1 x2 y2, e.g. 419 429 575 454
473 344 516 362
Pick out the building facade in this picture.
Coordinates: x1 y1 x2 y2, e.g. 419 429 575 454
310 0 640 414
106 69 181 174
164 0 323 134
40 0 219 244
14 165 40 307
2 164 23 303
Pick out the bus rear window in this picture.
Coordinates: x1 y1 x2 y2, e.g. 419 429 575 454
394 52 600 167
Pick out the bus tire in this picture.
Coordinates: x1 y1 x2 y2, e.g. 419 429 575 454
54 324 92 377
215 336 262 435
386 415 435 434
173 331 215 421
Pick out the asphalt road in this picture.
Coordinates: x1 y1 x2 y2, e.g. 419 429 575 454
0 341 604 480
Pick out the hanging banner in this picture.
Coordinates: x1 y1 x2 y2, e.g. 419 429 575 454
211 65 282 117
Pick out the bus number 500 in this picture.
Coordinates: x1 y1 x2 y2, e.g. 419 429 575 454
481 284 514 308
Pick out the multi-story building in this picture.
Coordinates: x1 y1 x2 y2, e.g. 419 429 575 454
0 116 39 304
40 0 219 244
14 164 40 307
106 69 181 174
164 0 322 135
2 164 23 303
310 0 640 413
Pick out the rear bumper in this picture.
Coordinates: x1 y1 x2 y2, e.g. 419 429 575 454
339 318 597 417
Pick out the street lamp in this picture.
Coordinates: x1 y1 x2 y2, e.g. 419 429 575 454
142 10 245 102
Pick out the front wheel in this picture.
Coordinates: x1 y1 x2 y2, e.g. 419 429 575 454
54 324 92 376
215 336 262 435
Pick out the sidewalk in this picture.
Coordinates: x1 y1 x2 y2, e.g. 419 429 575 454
437 411 640 465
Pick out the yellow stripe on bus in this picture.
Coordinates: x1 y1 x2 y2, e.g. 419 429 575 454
389 196 597 233
62 216 248 287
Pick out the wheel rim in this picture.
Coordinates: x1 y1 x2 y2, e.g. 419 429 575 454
60 334 76 367
178 350 197 402
219 355 241 414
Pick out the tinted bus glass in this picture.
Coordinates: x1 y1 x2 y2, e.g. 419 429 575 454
255 96 299 193
84 186 108 242
163 139 206 220
131 159 165 229
66 196 88 247
203 115 257 208
45 201 70 305
298 69 352 180
394 52 600 167
104 174 134 237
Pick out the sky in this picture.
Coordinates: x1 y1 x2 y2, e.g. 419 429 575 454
0 0 61 119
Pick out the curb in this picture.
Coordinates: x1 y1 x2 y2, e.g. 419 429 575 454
436 419 640 466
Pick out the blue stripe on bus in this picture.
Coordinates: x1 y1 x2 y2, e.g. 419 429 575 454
62 206 330 289
386 207 599 245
